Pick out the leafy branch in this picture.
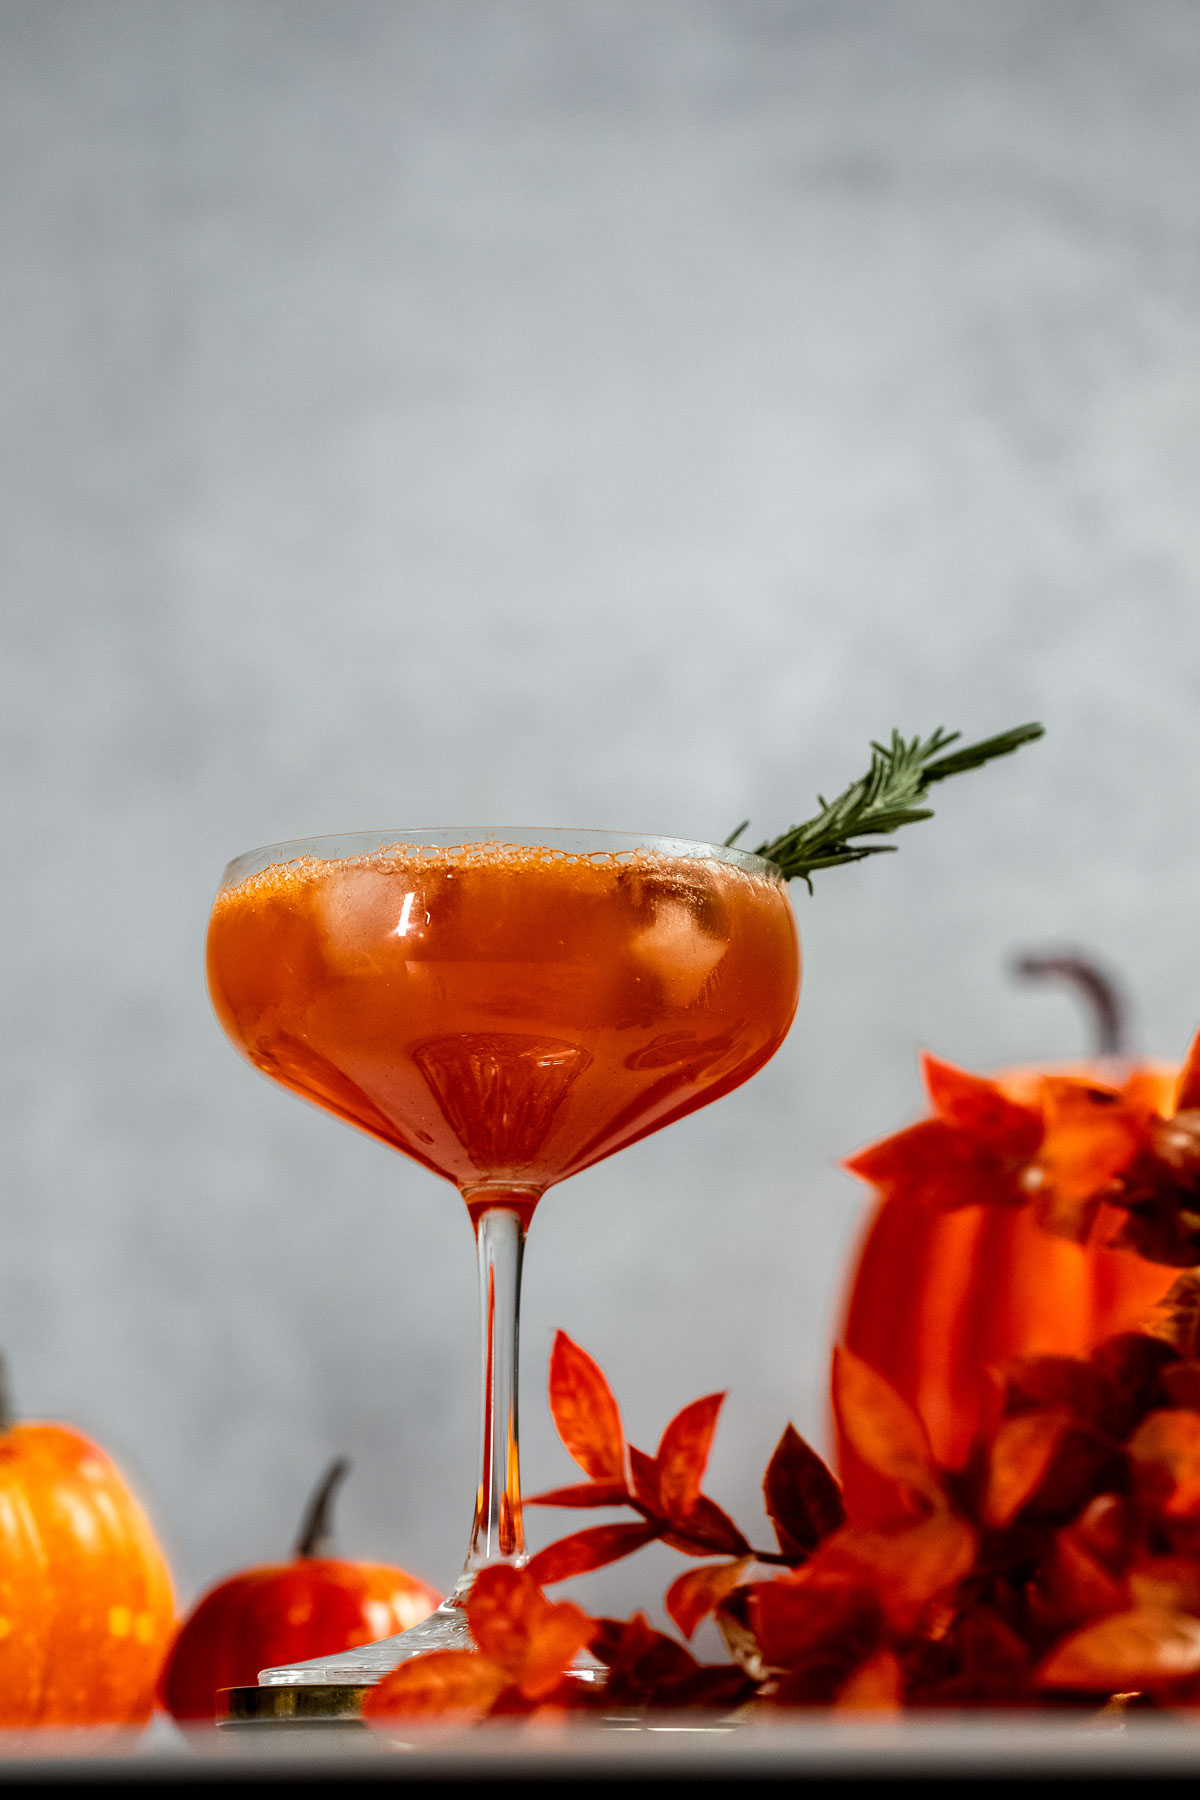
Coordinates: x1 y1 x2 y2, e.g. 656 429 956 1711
730 722 1044 890
522 1333 844 1618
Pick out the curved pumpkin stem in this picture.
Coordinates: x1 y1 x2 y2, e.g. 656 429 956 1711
1012 953 1128 1058
294 1457 350 1559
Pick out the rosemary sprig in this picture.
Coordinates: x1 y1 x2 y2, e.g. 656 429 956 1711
732 723 1044 889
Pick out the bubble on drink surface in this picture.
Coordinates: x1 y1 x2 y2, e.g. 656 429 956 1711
627 862 730 1007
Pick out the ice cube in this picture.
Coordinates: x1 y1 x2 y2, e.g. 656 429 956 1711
314 863 425 972
630 898 727 1007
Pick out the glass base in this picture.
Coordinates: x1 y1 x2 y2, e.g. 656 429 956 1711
257 1576 605 1691
259 1590 476 1687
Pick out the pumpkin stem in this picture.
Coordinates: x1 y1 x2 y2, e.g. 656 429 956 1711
294 1457 350 1559
0 1356 14 1435
1012 953 1128 1058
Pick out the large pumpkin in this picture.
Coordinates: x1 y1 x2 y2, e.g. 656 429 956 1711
837 971 1180 1526
0 1408 175 1728
161 1459 440 1724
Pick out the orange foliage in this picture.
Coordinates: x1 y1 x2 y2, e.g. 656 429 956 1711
839 1052 1181 1515
359 1025 1200 1722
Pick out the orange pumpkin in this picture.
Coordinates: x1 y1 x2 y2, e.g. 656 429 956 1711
160 1459 440 1723
0 1402 175 1728
836 960 1178 1524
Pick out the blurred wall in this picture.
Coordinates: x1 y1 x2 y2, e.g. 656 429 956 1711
4 0 1200 1623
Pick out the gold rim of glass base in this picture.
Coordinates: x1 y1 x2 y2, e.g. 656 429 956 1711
218 1684 372 1726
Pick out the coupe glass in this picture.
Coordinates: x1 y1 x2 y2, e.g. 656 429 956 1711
206 828 800 1687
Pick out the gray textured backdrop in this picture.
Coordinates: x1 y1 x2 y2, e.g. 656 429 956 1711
4 0 1200 1632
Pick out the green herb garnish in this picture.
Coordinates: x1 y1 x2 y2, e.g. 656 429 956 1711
728 723 1044 889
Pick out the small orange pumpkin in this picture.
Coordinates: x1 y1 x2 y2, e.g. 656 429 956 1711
160 1459 440 1723
0 1382 175 1728
837 958 1178 1523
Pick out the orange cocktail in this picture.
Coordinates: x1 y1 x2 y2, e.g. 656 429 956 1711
205 829 799 1692
207 840 799 1221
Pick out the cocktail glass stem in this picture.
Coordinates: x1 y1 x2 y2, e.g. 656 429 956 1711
463 1201 527 1578
257 1193 537 1685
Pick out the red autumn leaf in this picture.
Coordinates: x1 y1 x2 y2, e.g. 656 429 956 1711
590 1611 700 1689
465 1565 593 1697
997 1418 1118 1529
807 1513 978 1638
655 1392 725 1521
843 1117 1024 1213
1070 1493 1136 1574
506 1611 594 1702
1163 1364 1200 1409
1032 1077 1150 1243
834 1648 903 1711
1129 1557 1200 1616
1027 1068 1166 1247
846 1114 1039 1213
661 1492 751 1557
1091 1333 1178 1421
1035 1529 1127 1633
712 1584 764 1679
465 1566 542 1675
983 1411 1074 1528
831 1346 942 1512
1039 1607 1200 1692
842 1116 949 1192
624 1428 750 1551
525 1481 632 1509
629 1444 661 1514
1145 1274 1200 1360
1000 1354 1120 1434
526 1520 661 1586
747 1574 880 1678
362 1648 509 1722
763 1424 846 1559
365 1569 595 1722
845 1056 1045 1215
592 1612 755 1711
546 1331 627 1482
668 1665 759 1711
665 1558 750 1640
486 1681 578 1719
1109 1113 1200 1267
769 1659 876 1708
922 1053 1043 1151
928 1606 1033 1706
1175 1026 1200 1114
1129 1409 1200 1518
